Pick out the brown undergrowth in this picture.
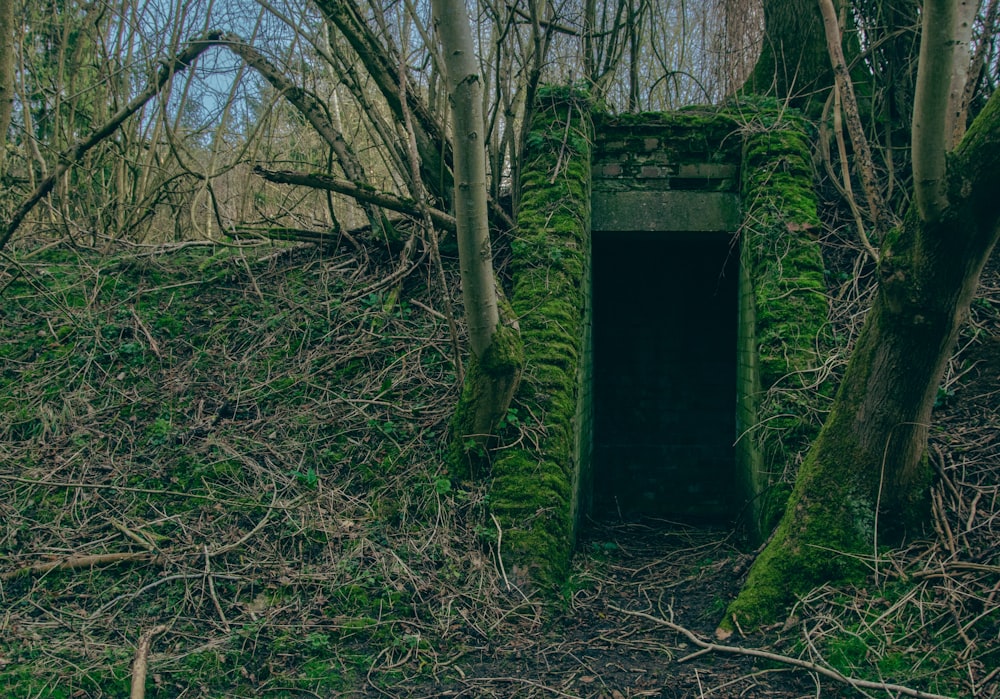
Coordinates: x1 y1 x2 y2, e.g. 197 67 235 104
0 237 520 696
0 228 996 697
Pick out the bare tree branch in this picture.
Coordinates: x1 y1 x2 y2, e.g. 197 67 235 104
818 0 886 229
0 31 224 252
130 624 168 699
221 33 389 233
313 0 453 201
611 605 960 699
252 166 457 232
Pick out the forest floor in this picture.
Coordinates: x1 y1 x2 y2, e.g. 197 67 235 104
0 235 996 698
435 523 825 698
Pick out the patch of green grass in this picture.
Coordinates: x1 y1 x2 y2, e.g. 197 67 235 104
825 634 869 673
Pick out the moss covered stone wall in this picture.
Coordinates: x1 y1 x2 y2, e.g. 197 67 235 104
487 88 594 591
736 108 832 542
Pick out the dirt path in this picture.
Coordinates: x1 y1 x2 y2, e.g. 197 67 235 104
435 524 826 698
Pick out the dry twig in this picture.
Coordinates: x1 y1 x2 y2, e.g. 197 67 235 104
609 605 959 699
130 624 168 699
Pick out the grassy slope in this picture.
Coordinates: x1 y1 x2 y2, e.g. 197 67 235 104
0 237 996 698
0 241 514 696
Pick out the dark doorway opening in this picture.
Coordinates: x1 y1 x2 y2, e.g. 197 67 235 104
591 231 738 523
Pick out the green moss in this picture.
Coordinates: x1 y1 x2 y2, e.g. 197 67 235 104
723 434 872 629
498 97 832 588
485 89 594 591
730 106 834 537
447 316 524 479
0 241 471 695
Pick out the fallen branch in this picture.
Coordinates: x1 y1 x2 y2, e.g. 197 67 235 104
1 551 159 580
130 624 168 699
609 604 958 699
230 225 346 247
222 34 389 234
342 243 428 303
253 167 457 233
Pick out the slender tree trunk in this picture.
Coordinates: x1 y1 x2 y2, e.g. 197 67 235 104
431 0 497 356
627 0 640 112
0 0 15 180
818 0 885 227
584 0 596 87
431 0 522 472
946 0 980 146
913 0 959 221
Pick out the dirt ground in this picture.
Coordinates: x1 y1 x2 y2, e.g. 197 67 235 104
435 524 829 699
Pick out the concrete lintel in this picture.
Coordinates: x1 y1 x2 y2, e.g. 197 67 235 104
677 163 738 179
592 191 741 232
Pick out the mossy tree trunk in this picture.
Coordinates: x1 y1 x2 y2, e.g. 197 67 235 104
745 0 833 112
724 61 1000 631
431 0 523 473
746 0 870 117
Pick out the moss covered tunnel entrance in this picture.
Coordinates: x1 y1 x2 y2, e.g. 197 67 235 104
591 231 738 523
585 113 745 526
488 97 828 588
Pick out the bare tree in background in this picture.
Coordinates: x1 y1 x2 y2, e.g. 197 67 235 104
0 0 14 182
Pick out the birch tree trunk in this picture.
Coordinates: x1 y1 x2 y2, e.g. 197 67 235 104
432 0 498 357
431 0 523 474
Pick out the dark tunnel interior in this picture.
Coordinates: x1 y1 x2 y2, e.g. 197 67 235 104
591 231 739 523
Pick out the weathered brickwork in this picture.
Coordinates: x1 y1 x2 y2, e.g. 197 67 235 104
592 112 742 193
592 113 742 232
